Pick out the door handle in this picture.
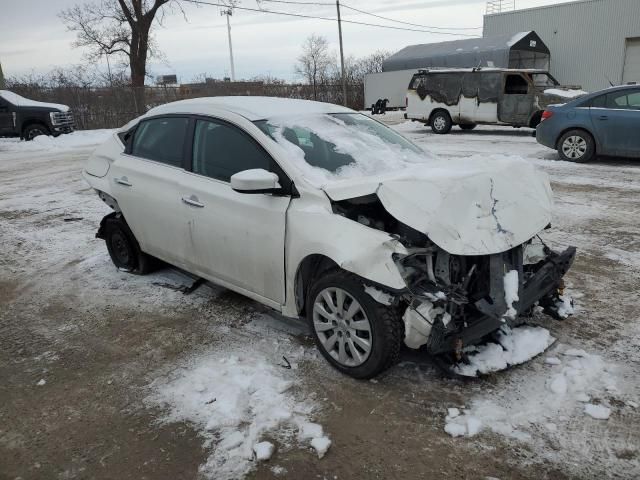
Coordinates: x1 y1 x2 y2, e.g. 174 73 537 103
182 195 204 208
598 115 608 120
115 177 132 186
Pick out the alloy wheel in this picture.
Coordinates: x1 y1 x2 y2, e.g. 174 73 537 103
562 135 587 159
312 287 372 367
433 116 447 132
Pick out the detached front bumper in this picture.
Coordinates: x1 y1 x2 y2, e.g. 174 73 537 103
408 245 576 356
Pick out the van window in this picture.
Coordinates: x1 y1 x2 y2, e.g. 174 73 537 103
504 75 529 95
409 75 427 90
131 117 189 167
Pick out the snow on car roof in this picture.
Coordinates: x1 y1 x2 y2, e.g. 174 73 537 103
146 96 354 121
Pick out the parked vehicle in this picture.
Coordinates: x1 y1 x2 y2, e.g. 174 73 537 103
0 90 75 140
537 84 640 162
406 68 586 134
83 97 575 378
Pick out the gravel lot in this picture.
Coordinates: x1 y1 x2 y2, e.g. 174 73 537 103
1 121 638 480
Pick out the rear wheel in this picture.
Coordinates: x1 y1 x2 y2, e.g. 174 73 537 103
103 214 154 274
557 129 595 163
24 123 50 141
459 124 477 131
307 270 403 379
430 111 452 134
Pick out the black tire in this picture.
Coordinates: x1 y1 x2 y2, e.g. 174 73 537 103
306 270 403 379
459 124 477 131
23 123 50 141
557 129 595 163
103 214 154 274
430 111 452 134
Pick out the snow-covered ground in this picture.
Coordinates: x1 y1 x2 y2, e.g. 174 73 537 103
1 124 639 480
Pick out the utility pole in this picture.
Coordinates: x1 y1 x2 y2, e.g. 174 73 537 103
221 8 236 81
336 0 347 106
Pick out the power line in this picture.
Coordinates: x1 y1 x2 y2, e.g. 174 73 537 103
182 0 478 36
340 2 482 30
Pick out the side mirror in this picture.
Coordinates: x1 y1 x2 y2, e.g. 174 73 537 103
230 168 281 194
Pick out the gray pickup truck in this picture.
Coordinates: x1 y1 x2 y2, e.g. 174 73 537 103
0 90 75 140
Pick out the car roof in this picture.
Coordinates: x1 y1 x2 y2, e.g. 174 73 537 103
412 68 550 75
146 96 354 121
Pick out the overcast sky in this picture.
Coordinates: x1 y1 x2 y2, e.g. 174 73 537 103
0 0 576 83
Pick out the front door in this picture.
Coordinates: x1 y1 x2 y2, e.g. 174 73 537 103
110 116 191 267
590 89 640 158
498 73 534 126
0 98 14 135
181 117 291 304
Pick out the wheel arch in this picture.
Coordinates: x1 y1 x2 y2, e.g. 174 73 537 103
294 254 340 316
555 126 598 153
429 108 452 124
21 119 50 137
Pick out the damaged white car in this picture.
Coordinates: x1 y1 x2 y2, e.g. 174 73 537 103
83 97 576 378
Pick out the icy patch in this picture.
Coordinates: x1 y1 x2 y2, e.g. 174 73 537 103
584 404 611 420
503 270 520 320
454 325 554 377
364 285 393 306
146 351 326 480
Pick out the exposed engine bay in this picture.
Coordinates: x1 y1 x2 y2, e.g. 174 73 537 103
332 194 576 362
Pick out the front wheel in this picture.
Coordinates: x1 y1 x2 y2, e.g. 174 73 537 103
307 271 403 379
557 129 595 163
103 214 155 274
430 111 452 134
23 124 50 141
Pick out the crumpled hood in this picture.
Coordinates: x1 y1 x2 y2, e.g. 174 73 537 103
323 157 553 256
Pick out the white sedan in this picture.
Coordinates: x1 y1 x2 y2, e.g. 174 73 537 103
83 97 576 378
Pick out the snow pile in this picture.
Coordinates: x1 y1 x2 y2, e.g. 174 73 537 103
544 88 588 99
0 129 114 152
454 325 554 377
146 351 329 479
268 113 432 186
503 270 519 320
445 345 626 441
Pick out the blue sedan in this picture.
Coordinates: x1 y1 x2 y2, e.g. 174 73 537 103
537 85 640 162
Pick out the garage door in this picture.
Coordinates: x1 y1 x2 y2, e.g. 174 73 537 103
622 38 640 84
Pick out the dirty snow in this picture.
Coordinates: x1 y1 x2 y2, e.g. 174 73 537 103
544 88 588 99
584 404 611 420
0 129 114 152
253 441 275 461
454 325 554 377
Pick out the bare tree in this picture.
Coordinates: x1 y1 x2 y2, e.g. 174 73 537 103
60 0 186 112
295 34 335 100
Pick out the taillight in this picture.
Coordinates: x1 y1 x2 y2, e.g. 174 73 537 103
541 110 554 121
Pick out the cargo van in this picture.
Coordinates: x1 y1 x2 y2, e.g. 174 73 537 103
405 68 586 134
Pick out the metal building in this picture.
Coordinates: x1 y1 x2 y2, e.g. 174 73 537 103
483 0 640 91
382 31 550 72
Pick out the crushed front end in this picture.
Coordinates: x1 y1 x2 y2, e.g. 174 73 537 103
395 237 576 360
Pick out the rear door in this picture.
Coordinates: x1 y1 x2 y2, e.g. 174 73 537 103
590 89 640 157
498 73 534 125
0 97 14 135
110 116 191 267
181 117 292 304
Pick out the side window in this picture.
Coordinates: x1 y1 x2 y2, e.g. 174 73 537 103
409 75 426 90
606 90 640 110
131 117 189 167
590 95 607 108
504 74 529 95
192 119 272 182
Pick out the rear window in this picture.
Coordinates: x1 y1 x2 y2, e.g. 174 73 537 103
131 117 189 167
409 74 426 90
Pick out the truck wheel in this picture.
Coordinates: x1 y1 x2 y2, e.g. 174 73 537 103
103 215 154 274
23 123 50 141
430 111 452 134
307 270 402 379
557 129 595 163
459 124 477 131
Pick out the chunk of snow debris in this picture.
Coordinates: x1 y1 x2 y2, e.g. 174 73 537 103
444 422 467 437
271 465 286 476
403 301 444 349
584 404 611 420
503 270 519 319
466 416 483 436
544 88 588 98
626 400 638 409
447 408 461 419
563 348 587 357
575 393 590 403
310 436 332 459
444 414 483 438
299 422 324 440
364 285 393 306
454 326 554 376
145 350 321 480
548 374 568 394
36 379 46 386
253 441 275 461
555 294 574 319
545 357 562 365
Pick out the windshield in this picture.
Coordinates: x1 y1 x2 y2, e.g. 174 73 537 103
255 113 431 186
529 73 559 88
